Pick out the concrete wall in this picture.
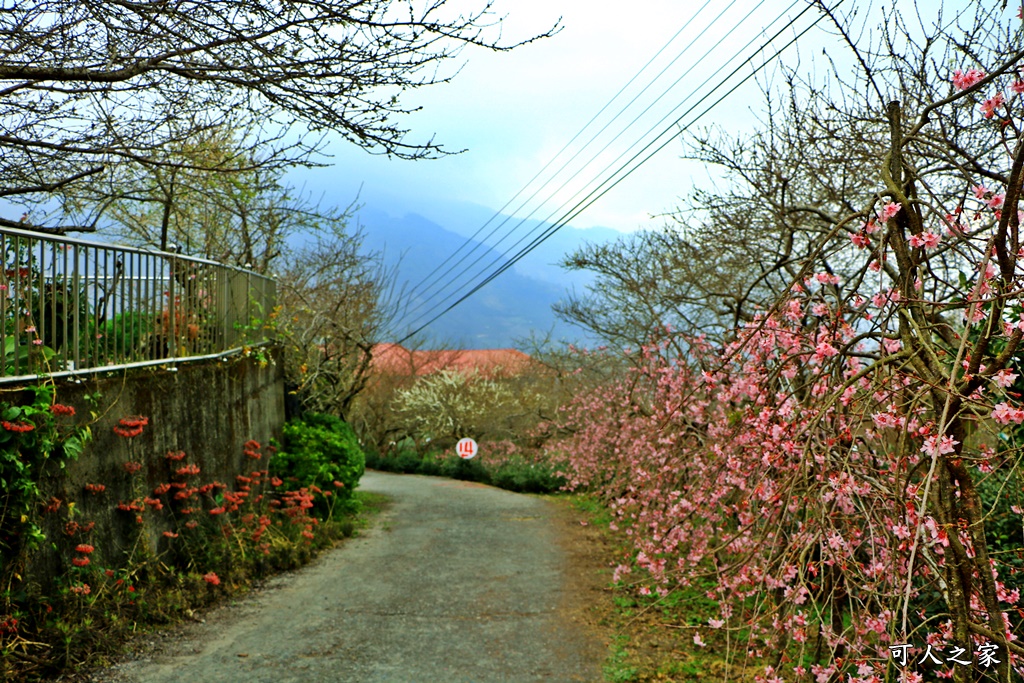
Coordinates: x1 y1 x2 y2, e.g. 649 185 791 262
24 347 285 587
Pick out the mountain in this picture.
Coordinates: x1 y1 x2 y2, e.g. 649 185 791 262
373 198 624 290
354 206 613 349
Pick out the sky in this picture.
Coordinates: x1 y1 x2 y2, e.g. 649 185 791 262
289 0 858 236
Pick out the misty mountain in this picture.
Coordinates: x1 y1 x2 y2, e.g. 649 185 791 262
354 206 615 349
370 198 624 290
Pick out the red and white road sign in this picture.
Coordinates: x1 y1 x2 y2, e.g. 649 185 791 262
456 437 478 460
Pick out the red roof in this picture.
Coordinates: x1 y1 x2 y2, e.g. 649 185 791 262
370 344 533 378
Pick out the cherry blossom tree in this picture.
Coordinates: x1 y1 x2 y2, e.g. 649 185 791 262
548 4 1024 682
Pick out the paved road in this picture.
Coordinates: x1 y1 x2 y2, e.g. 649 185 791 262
87 471 604 683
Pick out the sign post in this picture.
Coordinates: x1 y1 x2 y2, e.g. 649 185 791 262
456 437 478 460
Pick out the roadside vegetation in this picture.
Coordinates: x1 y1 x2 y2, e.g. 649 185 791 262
0 406 372 682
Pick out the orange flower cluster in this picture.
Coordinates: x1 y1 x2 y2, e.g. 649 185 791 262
113 415 148 438
243 439 262 459
49 403 75 416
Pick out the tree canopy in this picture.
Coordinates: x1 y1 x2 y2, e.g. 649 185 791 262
0 0 556 232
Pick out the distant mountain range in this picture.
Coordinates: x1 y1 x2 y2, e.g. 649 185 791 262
353 204 620 349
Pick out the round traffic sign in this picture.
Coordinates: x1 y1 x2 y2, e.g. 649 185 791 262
456 437 478 460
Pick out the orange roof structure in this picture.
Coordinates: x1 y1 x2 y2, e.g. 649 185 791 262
370 343 534 378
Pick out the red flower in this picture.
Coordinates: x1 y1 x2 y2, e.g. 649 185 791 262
118 415 149 428
208 506 226 516
113 425 144 438
2 420 34 433
333 480 345 488
185 520 199 529
203 572 220 586
165 450 187 461
162 531 179 538
176 463 201 477
123 461 143 474
84 483 106 495
152 483 171 495
74 544 94 554
49 403 75 416
71 557 90 567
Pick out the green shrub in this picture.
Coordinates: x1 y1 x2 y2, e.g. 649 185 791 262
363 443 565 494
269 412 365 517
490 458 566 493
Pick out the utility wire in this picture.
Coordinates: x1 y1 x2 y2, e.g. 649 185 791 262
403 0 775 323
406 0 724 302
395 1 840 345
399 0 810 331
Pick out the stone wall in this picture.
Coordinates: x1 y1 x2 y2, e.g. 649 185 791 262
23 347 285 587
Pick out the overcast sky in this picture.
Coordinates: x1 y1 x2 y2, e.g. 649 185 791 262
290 0 857 235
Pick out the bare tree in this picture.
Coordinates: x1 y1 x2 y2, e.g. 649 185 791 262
275 215 402 421
0 0 557 232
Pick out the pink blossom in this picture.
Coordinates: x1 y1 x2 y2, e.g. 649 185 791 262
814 342 839 358
851 232 870 248
814 272 840 286
987 192 1005 209
693 632 706 647
973 184 989 199
1012 80 1024 95
980 92 1005 118
952 68 986 90
872 412 899 429
994 369 1018 388
991 402 1024 425
877 202 901 222
907 231 940 249
921 434 959 457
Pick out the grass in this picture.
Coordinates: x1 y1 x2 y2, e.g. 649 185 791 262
563 493 757 682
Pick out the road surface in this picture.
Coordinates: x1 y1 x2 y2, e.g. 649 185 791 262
85 471 606 683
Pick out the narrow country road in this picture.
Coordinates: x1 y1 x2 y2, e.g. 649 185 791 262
85 471 607 683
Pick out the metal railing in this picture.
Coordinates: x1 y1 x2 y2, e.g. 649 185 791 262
0 226 276 384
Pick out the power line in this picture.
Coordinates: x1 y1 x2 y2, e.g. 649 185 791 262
397 0 812 332
401 0 778 325
405 0 725 303
394 1 840 345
